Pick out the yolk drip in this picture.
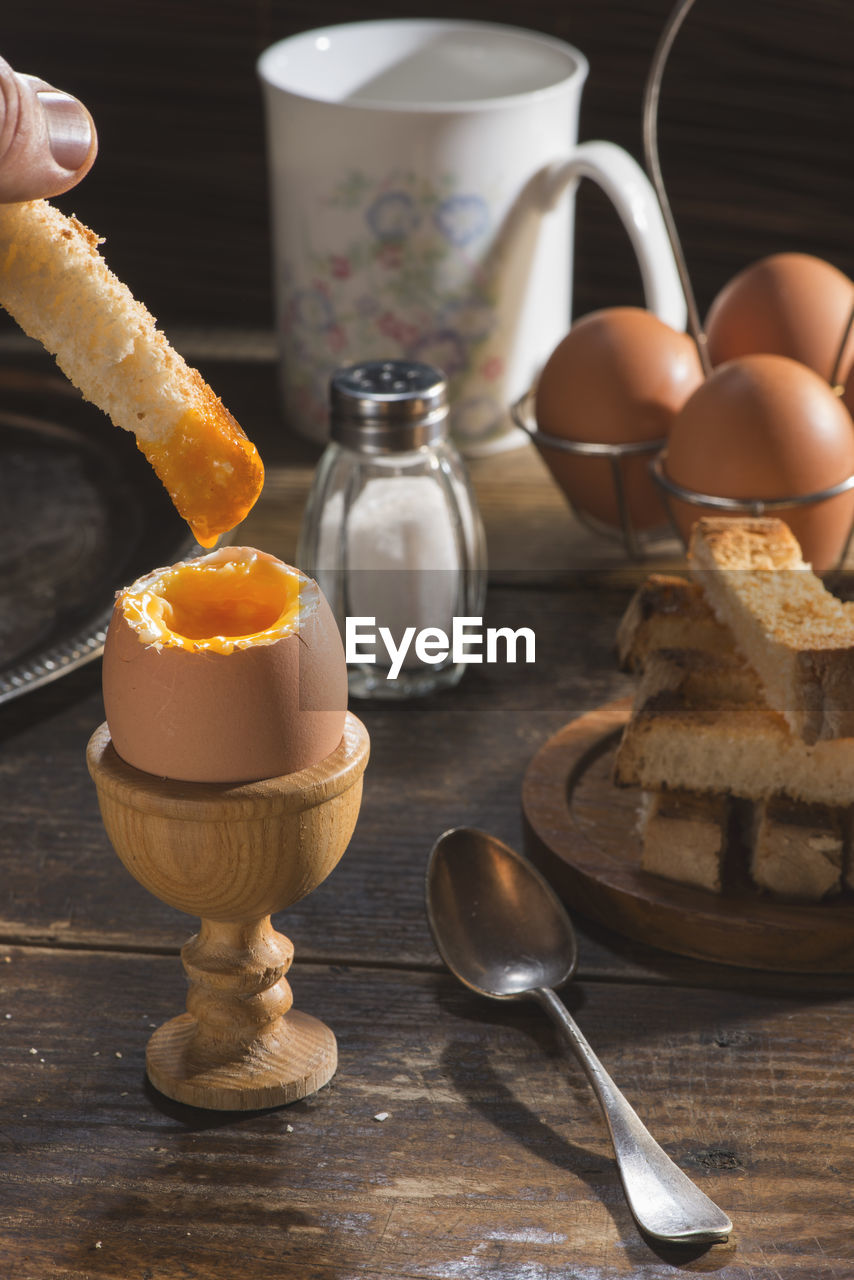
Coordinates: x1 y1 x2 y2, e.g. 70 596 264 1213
119 550 305 653
138 389 265 548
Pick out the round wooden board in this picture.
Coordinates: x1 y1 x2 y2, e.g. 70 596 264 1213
521 699 854 973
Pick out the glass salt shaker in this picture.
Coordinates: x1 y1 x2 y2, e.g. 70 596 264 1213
298 359 487 699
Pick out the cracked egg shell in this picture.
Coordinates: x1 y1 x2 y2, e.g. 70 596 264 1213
102 546 348 783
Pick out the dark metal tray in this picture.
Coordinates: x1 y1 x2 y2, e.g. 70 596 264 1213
0 366 197 704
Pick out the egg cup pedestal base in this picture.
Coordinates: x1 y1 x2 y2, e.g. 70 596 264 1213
86 712 369 1111
146 1006 337 1111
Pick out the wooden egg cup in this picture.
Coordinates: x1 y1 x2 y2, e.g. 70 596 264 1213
86 712 369 1111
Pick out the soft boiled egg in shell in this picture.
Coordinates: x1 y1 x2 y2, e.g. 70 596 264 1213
102 546 348 783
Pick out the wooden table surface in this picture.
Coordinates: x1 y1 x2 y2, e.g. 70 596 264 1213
2 350 854 1280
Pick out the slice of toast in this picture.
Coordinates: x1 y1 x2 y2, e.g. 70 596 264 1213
689 517 854 742
633 645 764 714
748 798 844 900
616 574 732 671
638 789 728 892
614 645 854 806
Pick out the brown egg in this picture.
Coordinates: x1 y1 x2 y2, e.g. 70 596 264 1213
706 253 854 384
102 546 348 783
844 361 854 419
534 307 704 529
663 353 854 569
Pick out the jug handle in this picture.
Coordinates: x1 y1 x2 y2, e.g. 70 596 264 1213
540 141 686 332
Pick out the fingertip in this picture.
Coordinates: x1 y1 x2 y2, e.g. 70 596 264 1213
0 72 97 202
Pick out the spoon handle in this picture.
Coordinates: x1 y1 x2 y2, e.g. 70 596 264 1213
533 986 732 1246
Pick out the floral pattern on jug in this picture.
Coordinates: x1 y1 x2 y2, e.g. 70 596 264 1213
278 170 509 446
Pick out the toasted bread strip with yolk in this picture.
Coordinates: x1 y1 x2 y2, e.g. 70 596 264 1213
0 199 263 545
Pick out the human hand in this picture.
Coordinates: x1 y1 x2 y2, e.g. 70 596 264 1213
0 56 97 203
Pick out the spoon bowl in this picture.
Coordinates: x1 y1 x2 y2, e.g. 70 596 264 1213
426 825 577 998
426 827 732 1246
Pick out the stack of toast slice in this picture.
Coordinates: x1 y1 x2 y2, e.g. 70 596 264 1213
615 517 854 900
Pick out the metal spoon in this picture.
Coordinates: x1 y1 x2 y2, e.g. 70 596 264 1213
425 827 732 1246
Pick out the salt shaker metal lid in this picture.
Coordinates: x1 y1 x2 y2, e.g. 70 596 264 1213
330 359 449 454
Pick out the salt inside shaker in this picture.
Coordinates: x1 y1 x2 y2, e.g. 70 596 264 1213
298 360 487 699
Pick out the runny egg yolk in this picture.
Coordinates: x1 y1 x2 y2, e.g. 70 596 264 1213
137 402 265 550
117 549 307 654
